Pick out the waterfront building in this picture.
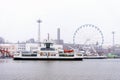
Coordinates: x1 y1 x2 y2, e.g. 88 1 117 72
26 43 38 51
0 43 16 56
15 42 26 51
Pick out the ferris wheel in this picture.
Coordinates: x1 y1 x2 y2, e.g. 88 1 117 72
73 24 104 47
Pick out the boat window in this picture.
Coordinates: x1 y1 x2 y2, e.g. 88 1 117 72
50 53 56 56
46 43 50 48
59 54 74 57
40 52 47 56
33 51 37 53
41 48 55 51
22 53 37 56
59 51 63 53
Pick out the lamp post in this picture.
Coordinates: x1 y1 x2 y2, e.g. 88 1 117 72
37 19 42 46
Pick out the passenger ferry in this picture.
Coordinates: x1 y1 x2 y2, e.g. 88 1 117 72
13 40 83 60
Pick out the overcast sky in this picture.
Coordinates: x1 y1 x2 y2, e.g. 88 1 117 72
0 0 120 46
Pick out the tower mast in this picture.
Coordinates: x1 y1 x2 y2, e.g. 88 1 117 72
37 19 42 46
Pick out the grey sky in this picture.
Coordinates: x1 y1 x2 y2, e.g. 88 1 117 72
0 0 120 45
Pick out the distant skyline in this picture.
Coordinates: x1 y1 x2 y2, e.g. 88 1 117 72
0 0 120 46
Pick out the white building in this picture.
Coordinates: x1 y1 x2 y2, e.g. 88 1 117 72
15 43 26 51
15 43 38 51
26 43 38 51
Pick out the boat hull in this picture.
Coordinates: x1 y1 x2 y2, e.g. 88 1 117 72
13 57 83 61
83 56 107 59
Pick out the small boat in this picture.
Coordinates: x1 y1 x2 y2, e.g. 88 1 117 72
13 40 83 61
83 55 107 59
79 50 107 59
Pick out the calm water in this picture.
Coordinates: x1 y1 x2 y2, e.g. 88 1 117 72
0 59 120 80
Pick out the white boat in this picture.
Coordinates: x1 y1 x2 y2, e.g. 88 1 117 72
13 40 83 61
78 50 107 59
83 55 107 59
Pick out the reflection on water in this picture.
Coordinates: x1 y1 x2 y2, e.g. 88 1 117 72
0 59 120 80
